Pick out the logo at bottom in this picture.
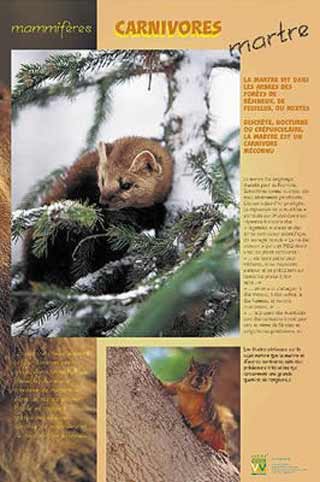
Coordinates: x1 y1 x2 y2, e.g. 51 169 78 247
251 455 267 475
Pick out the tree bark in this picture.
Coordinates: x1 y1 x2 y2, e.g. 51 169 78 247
0 85 13 394
107 347 240 482
163 51 239 209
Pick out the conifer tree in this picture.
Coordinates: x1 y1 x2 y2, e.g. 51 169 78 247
12 50 240 337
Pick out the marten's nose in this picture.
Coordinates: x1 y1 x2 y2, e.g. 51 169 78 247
99 192 116 205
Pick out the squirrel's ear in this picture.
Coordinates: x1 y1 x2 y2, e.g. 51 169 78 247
208 360 219 377
189 357 197 370
129 150 162 176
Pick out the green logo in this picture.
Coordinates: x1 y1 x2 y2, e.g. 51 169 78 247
251 455 267 475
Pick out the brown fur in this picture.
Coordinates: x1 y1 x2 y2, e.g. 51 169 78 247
97 137 173 209
0 84 12 390
0 85 10 322
44 136 173 208
23 137 173 286
0 338 97 482
1 86 96 481
0 85 11 186
163 358 238 454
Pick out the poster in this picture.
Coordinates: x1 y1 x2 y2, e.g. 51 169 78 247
0 1 319 481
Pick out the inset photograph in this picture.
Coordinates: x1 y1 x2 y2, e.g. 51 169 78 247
11 49 240 337
107 347 240 481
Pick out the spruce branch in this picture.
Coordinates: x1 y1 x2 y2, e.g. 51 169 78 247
222 128 240 146
70 234 99 281
189 128 240 207
187 150 233 207
210 58 240 71
106 204 223 263
85 77 113 150
12 207 228 336
32 201 103 258
11 282 152 336
69 204 222 293
12 201 103 257
73 255 138 294
12 286 72 333
12 218 239 337
12 206 48 241
70 204 222 284
187 150 214 192
11 49 240 338
221 130 240 174
13 50 183 106
106 224 174 259
205 129 240 174
12 79 95 120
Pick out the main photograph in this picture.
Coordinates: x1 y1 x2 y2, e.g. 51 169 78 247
11 49 240 337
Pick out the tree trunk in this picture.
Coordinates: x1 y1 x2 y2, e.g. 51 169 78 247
164 50 238 210
107 347 240 482
0 84 13 394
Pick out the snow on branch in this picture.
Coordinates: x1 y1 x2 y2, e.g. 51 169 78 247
163 51 240 210
12 201 102 257
11 49 240 338
12 50 183 110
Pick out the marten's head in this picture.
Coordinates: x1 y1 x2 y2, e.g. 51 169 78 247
184 358 219 393
97 137 173 210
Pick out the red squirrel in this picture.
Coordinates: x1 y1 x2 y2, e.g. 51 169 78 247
162 358 238 454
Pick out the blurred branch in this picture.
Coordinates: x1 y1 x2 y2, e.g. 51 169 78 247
210 58 240 71
116 219 239 337
18 167 67 209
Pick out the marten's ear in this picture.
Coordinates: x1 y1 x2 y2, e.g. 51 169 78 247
97 142 113 166
97 142 113 182
129 150 162 176
97 142 108 168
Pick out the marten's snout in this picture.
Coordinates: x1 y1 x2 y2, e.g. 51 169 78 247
99 192 116 206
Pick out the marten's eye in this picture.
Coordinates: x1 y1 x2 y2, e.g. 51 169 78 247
119 178 133 191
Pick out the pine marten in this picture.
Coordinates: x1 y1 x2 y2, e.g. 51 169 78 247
23 137 173 287
162 358 238 454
